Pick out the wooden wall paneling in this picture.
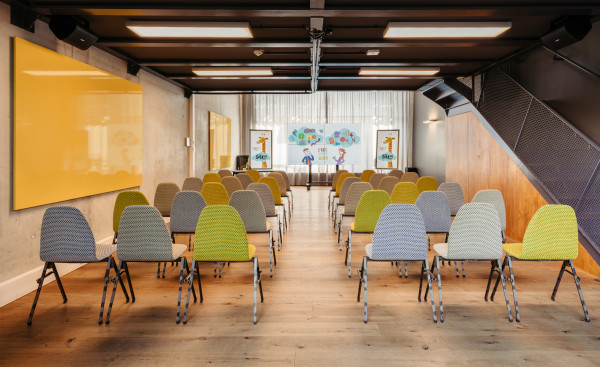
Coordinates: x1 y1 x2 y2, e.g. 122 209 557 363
467 113 491 201
445 112 469 199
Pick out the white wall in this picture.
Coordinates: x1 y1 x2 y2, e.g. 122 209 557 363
412 91 447 183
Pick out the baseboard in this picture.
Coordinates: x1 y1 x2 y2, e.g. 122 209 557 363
0 235 114 308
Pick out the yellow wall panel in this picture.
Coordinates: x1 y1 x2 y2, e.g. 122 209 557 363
13 37 143 210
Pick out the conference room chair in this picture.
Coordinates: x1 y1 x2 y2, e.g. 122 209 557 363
489 205 589 322
388 169 404 180
248 182 283 247
471 189 507 243
338 182 372 249
170 191 207 251
328 170 348 215
259 177 288 232
236 173 253 189
368 173 386 190
27 206 129 326
400 171 419 183
217 169 233 178
182 177 204 193
377 176 399 196
416 176 439 193
276 170 294 212
179 205 264 325
268 172 291 221
430 203 513 323
203 172 222 184
346 190 391 277
112 190 150 244
105 205 195 324
229 190 276 277
153 182 180 217
246 169 261 183
221 176 243 198
438 182 465 216
390 182 420 204
333 176 361 230
333 172 355 219
360 169 376 182
357 204 438 324
200 182 230 205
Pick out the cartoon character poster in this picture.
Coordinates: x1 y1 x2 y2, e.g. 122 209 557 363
287 125 325 165
324 124 361 165
249 129 272 169
287 124 362 166
376 129 399 169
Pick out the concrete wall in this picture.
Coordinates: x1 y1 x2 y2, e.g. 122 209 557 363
412 91 447 183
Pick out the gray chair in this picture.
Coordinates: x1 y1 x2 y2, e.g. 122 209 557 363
368 173 386 191
378 176 400 196
357 204 438 323
170 191 207 250
334 176 361 230
337 182 372 249
472 189 507 243
438 182 465 216
236 173 253 189
248 182 282 249
182 177 204 193
105 205 196 324
268 172 291 221
276 170 294 213
28 206 129 325
221 176 243 198
154 182 181 217
329 170 348 215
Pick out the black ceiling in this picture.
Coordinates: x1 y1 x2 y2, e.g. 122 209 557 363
11 0 600 93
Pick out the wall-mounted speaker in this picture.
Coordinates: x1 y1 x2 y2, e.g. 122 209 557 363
127 62 141 76
541 17 592 51
49 16 97 50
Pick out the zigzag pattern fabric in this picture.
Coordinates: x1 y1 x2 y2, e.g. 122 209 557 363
221 176 243 198
268 172 287 197
400 171 419 183
415 191 451 233
416 176 438 193
378 176 399 195
368 173 386 189
330 170 348 192
246 169 261 183
338 177 362 205
182 177 204 193
218 169 233 178
203 172 222 183
170 191 207 233
353 190 391 232
193 205 252 261
388 169 404 180
117 206 183 261
236 173 254 189
504 205 578 260
40 206 104 262
472 189 507 231
153 182 180 217
390 182 419 204
259 177 283 205
369 204 428 260
336 173 355 196
113 191 150 233
443 203 502 260
201 182 230 205
438 182 465 216
360 170 375 182
344 183 373 215
276 170 292 191
248 183 277 216
229 190 268 232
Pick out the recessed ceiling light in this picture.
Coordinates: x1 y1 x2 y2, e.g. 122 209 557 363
192 67 273 76
366 49 380 56
384 22 511 38
359 67 440 76
126 21 253 38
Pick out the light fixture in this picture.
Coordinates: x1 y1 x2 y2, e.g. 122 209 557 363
423 119 441 124
384 22 511 38
192 67 272 76
366 49 380 56
126 21 253 38
359 67 440 76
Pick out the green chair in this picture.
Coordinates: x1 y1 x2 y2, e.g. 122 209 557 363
112 191 150 243
490 205 590 322
390 182 419 204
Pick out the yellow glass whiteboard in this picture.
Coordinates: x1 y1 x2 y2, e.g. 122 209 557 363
208 111 231 170
13 37 143 210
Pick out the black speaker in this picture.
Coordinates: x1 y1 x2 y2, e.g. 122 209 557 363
236 155 249 170
541 17 592 51
127 62 141 76
49 16 97 50
10 3 37 33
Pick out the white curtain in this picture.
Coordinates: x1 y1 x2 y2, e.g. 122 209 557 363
243 91 413 174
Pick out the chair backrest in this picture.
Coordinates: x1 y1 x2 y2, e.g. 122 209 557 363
360 169 376 182
200 182 230 205
438 182 465 216
400 171 419 183
236 173 253 189
520 205 578 260
268 172 287 197
471 189 507 231
40 206 98 262
368 173 386 189
378 176 400 195
218 169 233 178
338 177 362 205
193 205 250 261
389 169 404 180
246 169 261 183
276 170 291 191
390 182 419 204
415 191 451 233
170 191 207 233
153 182 180 217
247 183 277 216
335 172 355 196
259 177 282 204
113 191 150 233
229 190 268 232
203 172 222 184
344 182 373 215
447 203 502 260
117 206 173 261
353 190 392 232
331 170 348 191
416 176 438 193
221 176 243 197
370 204 428 261
182 177 204 193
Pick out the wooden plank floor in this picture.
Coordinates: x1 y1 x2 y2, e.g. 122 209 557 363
1 187 600 366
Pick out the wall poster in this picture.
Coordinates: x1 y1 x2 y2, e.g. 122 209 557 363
376 129 399 169
249 129 272 169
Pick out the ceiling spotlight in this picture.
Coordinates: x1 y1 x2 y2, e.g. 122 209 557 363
384 22 511 38
366 49 380 56
253 49 265 57
126 21 253 38
359 67 440 76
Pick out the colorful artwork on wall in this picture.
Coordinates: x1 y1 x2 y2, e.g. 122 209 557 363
287 124 362 165
249 129 272 169
376 129 400 169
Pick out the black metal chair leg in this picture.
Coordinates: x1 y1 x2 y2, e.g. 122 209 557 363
105 261 123 324
112 258 130 303
162 261 167 278
418 261 425 302
49 263 67 303
490 256 507 302
156 262 161 278
551 260 568 301
123 262 135 303
183 260 196 324
257 262 264 303
99 258 113 324
357 260 364 302
196 266 203 303
485 260 495 301
27 262 50 325
568 260 590 322
183 258 197 303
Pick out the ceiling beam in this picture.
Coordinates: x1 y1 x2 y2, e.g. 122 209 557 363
137 60 490 67
319 60 492 66
97 40 313 48
140 62 312 67
170 76 312 80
